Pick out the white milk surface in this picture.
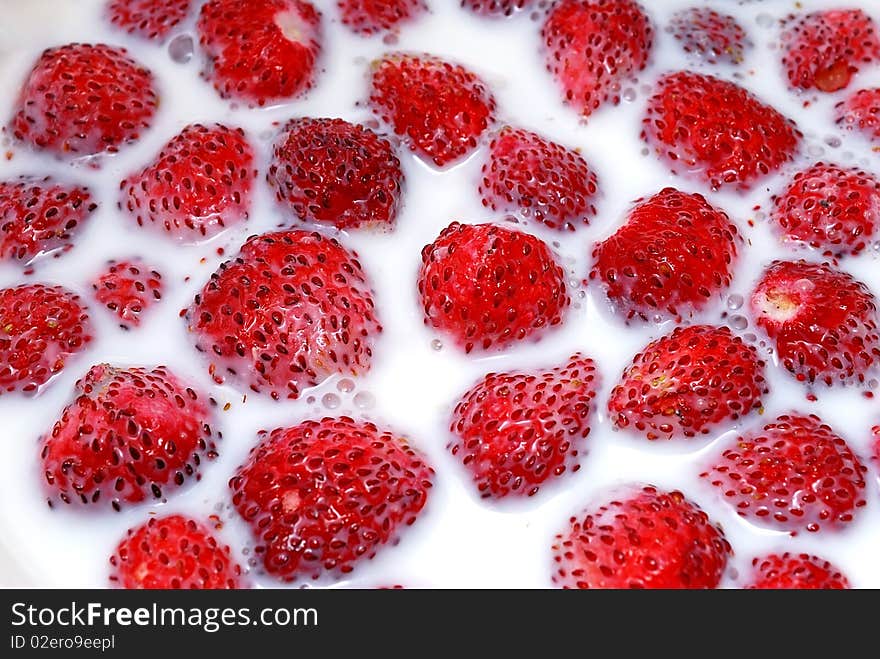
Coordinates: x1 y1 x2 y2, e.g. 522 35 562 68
1 0 879 588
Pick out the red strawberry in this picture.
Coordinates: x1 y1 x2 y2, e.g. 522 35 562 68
106 0 193 41
187 230 381 400
119 123 256 242
369 53 496 167
669 7 749 65
750 260 880 386
9 43 158 159
781 9 880 93
0 177 97 264
701 413 867 534
591 188 740 323
197 0 322 106
835 87 880 141
418 222 569 353
267 117 403 231
0 284 92 395
40 364 217 510
551 485 731 589
608 325 766 440
449 354 599 499
770 162 880 257
338 0 425 34
542 0 653 117
479 126 599 232
230 416 434 581
109 514 241 589
462 0 535 16
746 553 850 590
642 71 800 190
92 260 163 329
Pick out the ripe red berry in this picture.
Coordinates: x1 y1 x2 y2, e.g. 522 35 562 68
267 117 403 231
669 7 749 65
836 87 880 141
92 260 163 329
552 485 731 589
417 222 569 353
701 413 867 534
479 126 599 232
230 416 434 582
607 325 766 440
106 0 193 41
338 0 425 34
449 354 599 499
750 260 880 386
591 188 740 323
109 514 242 589
40 364 217 510
746 553 850 590
642 71 800 190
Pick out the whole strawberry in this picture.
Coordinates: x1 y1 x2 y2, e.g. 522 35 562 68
479 126 599 232
669 7 749 65
746 553 850 590
369 53 496 167
462 0 535 16
770 163 880 257
267 117 403 230
40 364 217 510
197 0 322 106
552 485 731 589
338 0 425 34
781 9 880 93
449 354 599 499
0 177 97 265
642 71 800 190
110 515 241 589
750 260 880 386
187 230 381 400
119 123 255 242
0 284 92 395
701 413 867 534
107 0 193 41
542 0 653 117
418 222 569 353
92 260 163 329
608 325 766 440
591 188 740 323
836 88 880 141
10 43 158 160
230 416 434 581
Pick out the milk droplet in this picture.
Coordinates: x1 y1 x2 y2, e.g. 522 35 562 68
795 278 815 293
305 395 316 404
354 391 375 409
431 339 443 351
807 144 825 158
727 294 744 310
322 393 341 409
730 315 748 331
622 88 637 102
825 136 842 148
337 378 355 393
168 34 194 63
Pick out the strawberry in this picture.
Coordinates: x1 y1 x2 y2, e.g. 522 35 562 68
109 514 241 589
701 413 867 534
835 87 880 141
781 9 880 93
591 188 740 323
0 177 97 265
551 485 731 589
478 126 599 232
230 416 434 581
197 0 322 106
92 260 163 329
119 123 256 242
746 553 850 590
40 364 217 510
608 325 766 440
369 53 496 167
187 230 381 400
0 284 92 395
449 354 599 499
669 7 749 65
266 117 403 231
541 0 653 117
106 0 193 41
338 0 425 34
9 43 158 160
462 0 535 16
750 260 880 386
770 162 880 257
642 71 800 190
417 222 569 353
